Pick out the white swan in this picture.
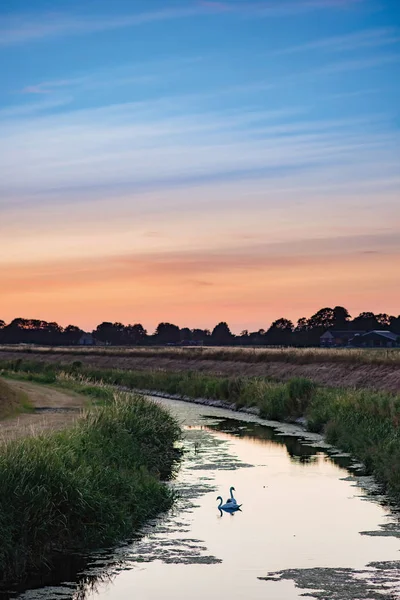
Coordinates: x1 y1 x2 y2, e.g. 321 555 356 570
217 495 242 512
226 486 237 505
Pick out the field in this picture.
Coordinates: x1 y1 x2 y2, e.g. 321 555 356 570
1 344 400 365
1 346 399 393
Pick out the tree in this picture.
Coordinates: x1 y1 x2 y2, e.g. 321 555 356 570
307 308 335 331
94 322 125 345
390 315 400 334
351 312 379 331
211 322 233 345
125 323 147 345
180 327 192 342
63 325 83 345
332 306 351 328
155 323 180 344
265 318 294 346
295 317 308 332
191 328 209 343
376 313 391 328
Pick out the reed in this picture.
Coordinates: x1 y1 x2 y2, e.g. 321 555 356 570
0 390 181 584
2 359 400 502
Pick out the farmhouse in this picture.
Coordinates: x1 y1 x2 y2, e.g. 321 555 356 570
78 332 95 346
320 330 365 348
350 330 399 348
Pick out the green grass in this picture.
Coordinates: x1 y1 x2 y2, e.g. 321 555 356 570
1 343 400 366
0 377 33 419
0 388 181 584
1 357 400 503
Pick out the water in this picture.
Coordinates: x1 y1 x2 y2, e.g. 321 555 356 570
6 397 400 600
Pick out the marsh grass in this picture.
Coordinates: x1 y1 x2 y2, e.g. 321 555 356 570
1 344 399 366
0 390 181 584
2 359 400 501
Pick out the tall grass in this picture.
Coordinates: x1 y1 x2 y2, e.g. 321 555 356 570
3 359 400 502
0 391 181 584
1 344 399 366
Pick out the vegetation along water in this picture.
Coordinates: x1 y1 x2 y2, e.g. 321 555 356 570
0 383 181 585
1 357 400 506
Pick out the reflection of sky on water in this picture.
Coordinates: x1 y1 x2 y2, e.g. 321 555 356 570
9 397 400 600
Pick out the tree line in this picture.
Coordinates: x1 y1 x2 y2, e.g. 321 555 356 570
0 307 399 347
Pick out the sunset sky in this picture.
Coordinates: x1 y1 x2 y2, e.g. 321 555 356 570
1 0 399 332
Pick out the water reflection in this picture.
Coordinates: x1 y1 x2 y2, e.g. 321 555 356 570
3 401 397 600
198 417 361 472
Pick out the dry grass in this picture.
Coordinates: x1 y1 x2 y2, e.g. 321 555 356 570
0 377 31 419
1 344 399 366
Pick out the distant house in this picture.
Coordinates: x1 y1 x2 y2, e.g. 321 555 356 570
78 332 95 346
350 330 399 348
320 330 365 348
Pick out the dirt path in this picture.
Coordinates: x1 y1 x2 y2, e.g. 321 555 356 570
0 380 86 442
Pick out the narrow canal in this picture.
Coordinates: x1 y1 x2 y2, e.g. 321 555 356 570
9 396 400 600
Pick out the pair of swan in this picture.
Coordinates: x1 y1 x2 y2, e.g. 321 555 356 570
217 487 242 512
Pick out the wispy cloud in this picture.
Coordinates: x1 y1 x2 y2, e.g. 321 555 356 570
0 1 366 46
21 57 201 95
0 7 207 46
1 96 398 202
0 96 72 118
273 27 400 55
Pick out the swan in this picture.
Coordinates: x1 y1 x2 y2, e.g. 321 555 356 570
217 496 242 512
226 486 237 505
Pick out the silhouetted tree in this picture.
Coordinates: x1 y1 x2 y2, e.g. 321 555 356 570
295 317 308 332
180 327 192 342
125 324 147 345
94 322 126 345
351 312 380 331
376 313 391 327
63 325 83 345
265 318 294 346
155 322 180 344
390 316 400 334
191 328 209 343
332 306 351 329
211 322 233 345
307 308 335 330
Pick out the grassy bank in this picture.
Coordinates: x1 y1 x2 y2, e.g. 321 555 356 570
0 377 32 419
0 387 180 584
1 358 399 503
1 344 400 366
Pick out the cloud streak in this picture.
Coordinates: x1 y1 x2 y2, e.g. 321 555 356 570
273 27 400 55
0 1 366 46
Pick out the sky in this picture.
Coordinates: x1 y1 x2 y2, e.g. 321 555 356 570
1 0 399 333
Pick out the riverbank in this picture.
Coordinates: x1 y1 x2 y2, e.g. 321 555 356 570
0 348 399 393
1 360 400 504
0 378 31 420
0 382 181 585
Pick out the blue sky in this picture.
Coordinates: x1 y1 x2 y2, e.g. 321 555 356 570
1 0 399 330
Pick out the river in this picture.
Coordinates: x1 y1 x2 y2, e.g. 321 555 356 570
5 396 400 600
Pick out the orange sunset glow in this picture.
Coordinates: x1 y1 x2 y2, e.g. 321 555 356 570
1 0 399 333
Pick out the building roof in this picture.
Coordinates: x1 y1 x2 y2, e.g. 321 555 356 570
321 330 365 338
358 330 398 341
